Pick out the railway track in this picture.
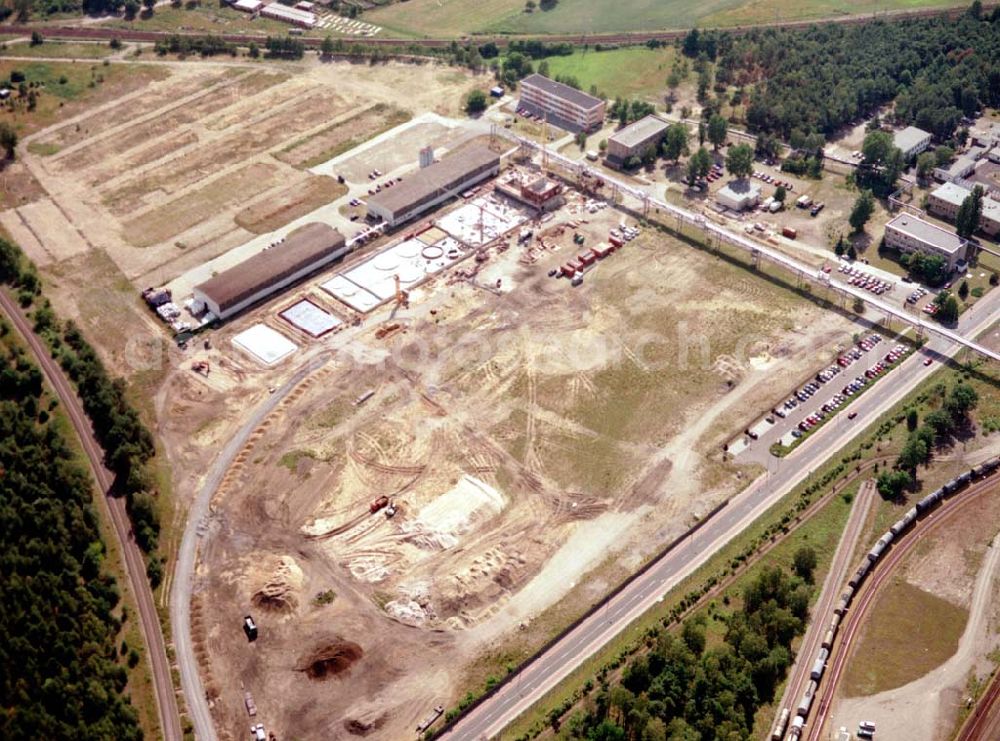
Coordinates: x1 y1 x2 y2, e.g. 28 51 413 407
773 480 876 739
808 473 1000 741
956 647 1000 740
1 4 986 50
0 290 182 741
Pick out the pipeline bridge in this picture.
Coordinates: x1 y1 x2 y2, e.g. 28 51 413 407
494 126 1000 363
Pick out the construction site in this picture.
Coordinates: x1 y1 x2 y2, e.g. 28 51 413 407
2 52 877 741
156 144 860 739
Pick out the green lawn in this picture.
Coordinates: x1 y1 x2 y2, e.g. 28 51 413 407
540 46 676 101
367 0 966 38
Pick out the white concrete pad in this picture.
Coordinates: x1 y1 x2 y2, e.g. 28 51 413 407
232 323 298 365
279 299 341 338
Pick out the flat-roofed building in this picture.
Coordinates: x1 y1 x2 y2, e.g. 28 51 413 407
884 214 967 271
933 155 976 183
365 145 501 227
260 2 316 27
893 126 932 159
716 179 761 212
605 115 670 169
194 223 346 320
928 181 1000 236
518 74 605 132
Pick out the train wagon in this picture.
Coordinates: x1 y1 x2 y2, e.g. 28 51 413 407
810 656 826 681
797 680 817 717
835 593 851 616
822 628 836 650
849 560 871 589
790 715 805 737
916 489 943 513
771 708 791 741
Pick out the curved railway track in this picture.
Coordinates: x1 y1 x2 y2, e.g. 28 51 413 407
807 473 1000 741
0 290 181 741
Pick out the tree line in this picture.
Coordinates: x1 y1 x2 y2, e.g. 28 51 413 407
551 566 810 740
0 238 164 585
877 382 980 498
0 318 142 739
682 4 998 143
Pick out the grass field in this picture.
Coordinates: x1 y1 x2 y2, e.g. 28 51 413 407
0 40 114 59
841 579 967 696
0 60 167 136
540 46 676 101
367 0 965 37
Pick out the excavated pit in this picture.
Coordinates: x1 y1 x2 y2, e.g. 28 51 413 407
298 640 364 680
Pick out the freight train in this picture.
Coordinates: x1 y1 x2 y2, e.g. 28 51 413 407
773 456 1000 741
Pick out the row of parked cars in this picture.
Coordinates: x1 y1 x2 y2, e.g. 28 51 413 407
905 286 929 305
753 170 795 191
777 335 889 437
838 263 894 295
704 163 726 183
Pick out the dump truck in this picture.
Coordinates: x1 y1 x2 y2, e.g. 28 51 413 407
416 705 445 733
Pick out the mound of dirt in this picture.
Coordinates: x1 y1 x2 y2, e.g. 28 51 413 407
251 555 304 614
297 639 364 680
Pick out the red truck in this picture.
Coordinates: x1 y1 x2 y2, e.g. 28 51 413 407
370 496 389 514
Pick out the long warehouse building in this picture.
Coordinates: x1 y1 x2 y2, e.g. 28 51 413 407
365 145 501 227
194 222 346 320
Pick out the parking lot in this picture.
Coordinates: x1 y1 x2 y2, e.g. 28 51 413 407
730 333 916 457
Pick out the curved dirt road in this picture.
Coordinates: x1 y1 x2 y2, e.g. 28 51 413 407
0 290 181 741
169 352 333 741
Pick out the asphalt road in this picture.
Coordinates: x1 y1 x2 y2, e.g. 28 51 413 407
440 287 1000 740
0 290 182 741
168 352 333 741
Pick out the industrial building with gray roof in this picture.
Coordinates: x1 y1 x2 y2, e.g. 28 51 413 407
194 222 346 320
365 144 501 227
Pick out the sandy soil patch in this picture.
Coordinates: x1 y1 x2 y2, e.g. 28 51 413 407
276 103 411 170
17 198 90 261
234 175 347 235
37 67 234 151
122 162 282 248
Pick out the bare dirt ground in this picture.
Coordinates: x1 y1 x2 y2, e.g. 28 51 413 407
831 482 1000 741
1 51 869 741
152 184 856 739
8 57 486 288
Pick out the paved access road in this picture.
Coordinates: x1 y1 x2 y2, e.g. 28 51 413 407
0 290 182 741
439 287 1000 740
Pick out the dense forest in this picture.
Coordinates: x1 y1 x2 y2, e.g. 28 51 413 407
0 318 141 739
0 238 163 583
555 566 810 740
684 4 997 142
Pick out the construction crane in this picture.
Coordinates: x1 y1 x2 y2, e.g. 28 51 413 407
389 274 410 320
